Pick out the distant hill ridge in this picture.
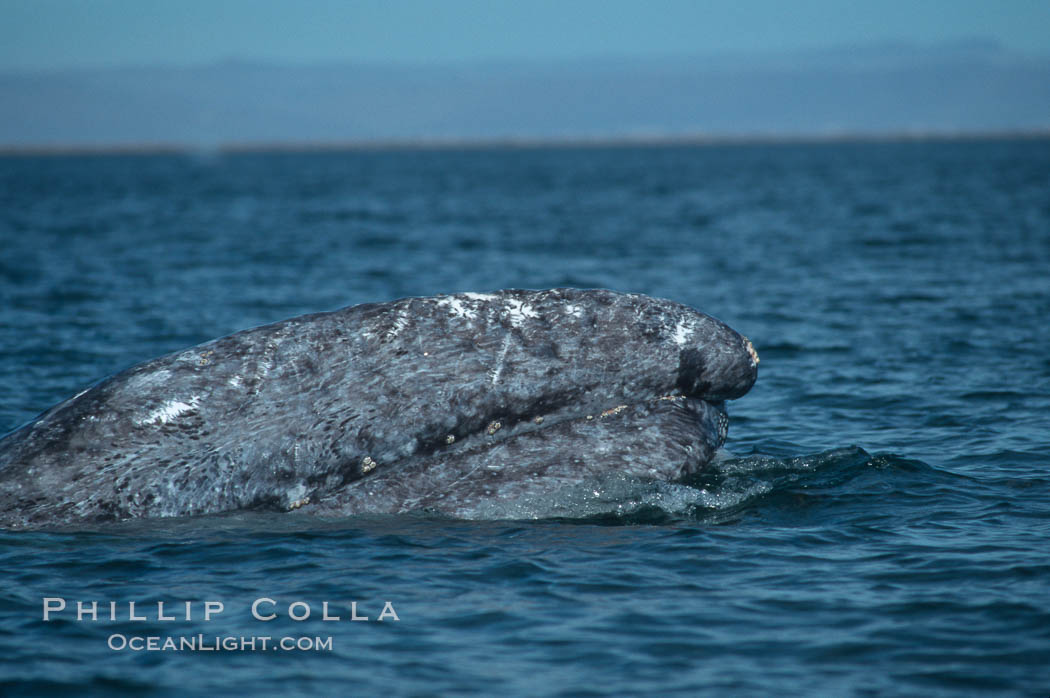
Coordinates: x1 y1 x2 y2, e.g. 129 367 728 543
2 40 1048 148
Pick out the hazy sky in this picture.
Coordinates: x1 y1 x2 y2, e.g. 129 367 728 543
2 0 1048 70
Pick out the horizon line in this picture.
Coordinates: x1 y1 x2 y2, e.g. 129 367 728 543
4 36 1050 75
2 129 1049 157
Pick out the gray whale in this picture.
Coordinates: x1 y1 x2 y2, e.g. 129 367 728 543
0 288 758 528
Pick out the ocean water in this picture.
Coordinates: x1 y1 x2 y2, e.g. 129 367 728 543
1 140 1048 696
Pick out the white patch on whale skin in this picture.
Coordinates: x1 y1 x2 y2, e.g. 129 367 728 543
227 375 243 387
504 298 538 327
136 395 201 426
564 304 583 318
285 483 309 507
671 319 693 347
490 335 512 385
384 309 410 340
437 296 477 320
463 292 496 301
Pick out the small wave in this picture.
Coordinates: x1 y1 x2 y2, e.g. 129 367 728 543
444 446 911 524
960 390 1031 401
529 446 950 525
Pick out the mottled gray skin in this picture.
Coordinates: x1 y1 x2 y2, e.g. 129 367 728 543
307 396 730 518
0 288 758 528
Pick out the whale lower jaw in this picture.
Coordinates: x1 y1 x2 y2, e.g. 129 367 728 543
302 395 729 518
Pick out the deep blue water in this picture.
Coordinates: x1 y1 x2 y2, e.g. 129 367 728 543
1 141 1049 696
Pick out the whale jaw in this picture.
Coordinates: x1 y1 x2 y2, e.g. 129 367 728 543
305 395 730 518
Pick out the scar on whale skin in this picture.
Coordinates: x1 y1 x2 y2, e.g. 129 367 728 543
0 288 758 528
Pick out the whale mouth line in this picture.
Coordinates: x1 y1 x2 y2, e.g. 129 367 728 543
470 392 723 443
360 392 730 481
305 391 733 516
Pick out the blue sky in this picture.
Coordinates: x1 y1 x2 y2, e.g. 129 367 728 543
2 0 1048 70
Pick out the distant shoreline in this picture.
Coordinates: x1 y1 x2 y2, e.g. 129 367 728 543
2 130 1048 156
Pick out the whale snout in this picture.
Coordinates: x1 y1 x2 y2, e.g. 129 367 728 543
675 329 759 403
